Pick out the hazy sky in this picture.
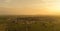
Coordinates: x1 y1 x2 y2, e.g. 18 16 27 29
0 0 60 15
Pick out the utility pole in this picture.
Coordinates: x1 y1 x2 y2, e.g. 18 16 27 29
26 21 29 31
25 21 31 31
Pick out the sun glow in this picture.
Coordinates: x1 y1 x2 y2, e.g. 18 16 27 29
1 0 60 15
47 0 60 12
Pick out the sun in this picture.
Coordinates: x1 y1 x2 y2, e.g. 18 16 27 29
47 0 60 12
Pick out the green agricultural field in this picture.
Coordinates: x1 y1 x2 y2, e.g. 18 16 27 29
0 15 60 31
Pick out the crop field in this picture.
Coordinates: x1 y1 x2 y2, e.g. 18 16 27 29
0 15 60 31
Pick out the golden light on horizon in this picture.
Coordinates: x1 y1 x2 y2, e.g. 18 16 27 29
0 0 60 15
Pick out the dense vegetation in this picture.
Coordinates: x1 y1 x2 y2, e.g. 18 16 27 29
0 15 60 31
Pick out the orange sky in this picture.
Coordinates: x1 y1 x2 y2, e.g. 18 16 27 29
0 0 60 15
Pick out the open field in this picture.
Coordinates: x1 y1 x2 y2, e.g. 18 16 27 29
0 15 60 31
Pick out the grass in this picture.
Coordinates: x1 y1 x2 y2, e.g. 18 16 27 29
0 15 59 31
